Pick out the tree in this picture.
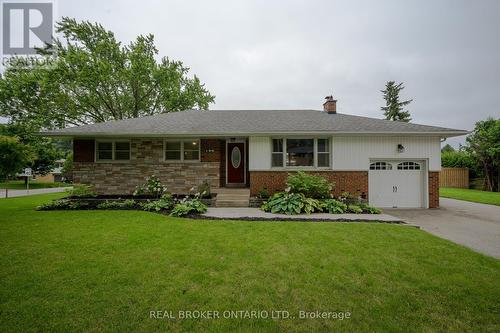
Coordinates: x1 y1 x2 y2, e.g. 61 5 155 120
0 135 35 181
0 17 215 129
465 118 500 192
441 144 455 153
0 123 63 175
381 81 412 122
61 152 73 182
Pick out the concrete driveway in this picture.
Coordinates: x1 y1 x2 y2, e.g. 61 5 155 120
0 187 71 198
387 198 500 259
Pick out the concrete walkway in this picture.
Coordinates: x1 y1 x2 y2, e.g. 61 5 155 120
387 198 500 259
0 187 71 198
203 207 405 223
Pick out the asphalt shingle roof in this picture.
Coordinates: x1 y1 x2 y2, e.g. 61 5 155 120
41 109 467 137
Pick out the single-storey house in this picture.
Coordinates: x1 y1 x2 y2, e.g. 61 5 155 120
42 97 467 208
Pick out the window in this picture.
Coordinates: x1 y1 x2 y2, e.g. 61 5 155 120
96 141 130 161
183 140 200 161
271 138 330 168
317 139 330 167
114 142 131 160
165 141 181 160
370 162 392 170
271 139 284 167
287 139 314 166
397 161 421 170
165 139 200 161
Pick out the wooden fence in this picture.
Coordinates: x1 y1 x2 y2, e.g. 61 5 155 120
440 168 469 188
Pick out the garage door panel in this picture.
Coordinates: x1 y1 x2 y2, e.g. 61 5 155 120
369 160 425 208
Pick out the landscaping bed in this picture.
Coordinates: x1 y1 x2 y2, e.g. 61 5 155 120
257 171 381 215
37 176 212 217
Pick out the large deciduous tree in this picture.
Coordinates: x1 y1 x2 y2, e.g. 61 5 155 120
381 81 412 122
0 124 63 175
465 118 500 192
0 17 215 129
0 135 35 181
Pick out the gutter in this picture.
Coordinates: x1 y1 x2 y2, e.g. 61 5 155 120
38 130 470 139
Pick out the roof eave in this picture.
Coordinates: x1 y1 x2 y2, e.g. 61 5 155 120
38 130 470 138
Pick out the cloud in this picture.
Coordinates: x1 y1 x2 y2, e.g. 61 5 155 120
6 0 500 147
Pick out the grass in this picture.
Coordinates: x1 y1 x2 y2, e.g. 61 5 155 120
440 187 500 206
0 194 499 332
0 180 69 190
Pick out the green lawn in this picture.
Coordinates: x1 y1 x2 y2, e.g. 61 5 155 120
440 187 500 206
0 194 499 332
0 180 69 189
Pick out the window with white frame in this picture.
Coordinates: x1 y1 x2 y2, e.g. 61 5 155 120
271 138 330 168
165 139 200 161
96 141 130 161
271 139 284 167
317 139 330 167
370 161 393 170
397 161 421 170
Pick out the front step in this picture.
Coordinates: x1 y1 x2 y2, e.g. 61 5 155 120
216 200 250 207
215 188 250 207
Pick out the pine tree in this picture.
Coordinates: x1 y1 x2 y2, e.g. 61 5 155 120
381 81 412 122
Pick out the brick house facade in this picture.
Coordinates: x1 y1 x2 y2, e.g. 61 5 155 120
46 101 466 208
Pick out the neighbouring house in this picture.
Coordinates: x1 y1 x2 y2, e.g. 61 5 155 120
41 97 467 208
34 159 66 183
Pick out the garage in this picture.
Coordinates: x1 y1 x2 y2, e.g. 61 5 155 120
369 160 426 208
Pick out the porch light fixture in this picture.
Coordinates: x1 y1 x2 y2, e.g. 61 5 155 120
397 144 405 153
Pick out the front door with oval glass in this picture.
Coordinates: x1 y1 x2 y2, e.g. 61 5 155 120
227 142 245 184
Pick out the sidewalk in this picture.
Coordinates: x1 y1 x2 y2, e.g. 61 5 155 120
203 207 406 223
0 187 71 199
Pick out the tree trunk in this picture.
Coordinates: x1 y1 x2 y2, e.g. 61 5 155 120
484 162 493 192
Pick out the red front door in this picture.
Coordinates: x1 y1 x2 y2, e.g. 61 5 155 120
227 142 245 184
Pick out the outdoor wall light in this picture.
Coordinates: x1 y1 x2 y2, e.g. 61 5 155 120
205 149 215 153
397 144 405 153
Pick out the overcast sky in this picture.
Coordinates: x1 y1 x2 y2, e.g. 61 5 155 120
4 0 500 147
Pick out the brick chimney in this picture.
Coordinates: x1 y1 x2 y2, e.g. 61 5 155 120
323 95 337 114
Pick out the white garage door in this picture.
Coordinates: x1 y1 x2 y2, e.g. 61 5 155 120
369 161 425 208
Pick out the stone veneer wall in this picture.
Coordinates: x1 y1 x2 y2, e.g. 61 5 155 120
73 138 221 195
428 171 439 208
249 171 369 199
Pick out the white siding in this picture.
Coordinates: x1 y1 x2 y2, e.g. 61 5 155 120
249 136 271 170
332 136 441 171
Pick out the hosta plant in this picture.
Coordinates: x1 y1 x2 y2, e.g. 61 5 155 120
141 194 174 212
170 198 208 217
323 199 348 214
261 191 323 215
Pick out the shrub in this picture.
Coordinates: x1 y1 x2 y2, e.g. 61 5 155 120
66 184 96 197
141 194 174 212
37 199 84 210
347 204 363 214
133 175 168 198
338 191 362 205
257 189 270 199
197 180 211 198
261 192 323 215
96 199 136 210
170 198 208 217
323 199 347 214
286 171 333 198
359 203 382 214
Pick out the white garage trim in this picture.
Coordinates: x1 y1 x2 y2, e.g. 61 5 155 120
369 159 429 208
